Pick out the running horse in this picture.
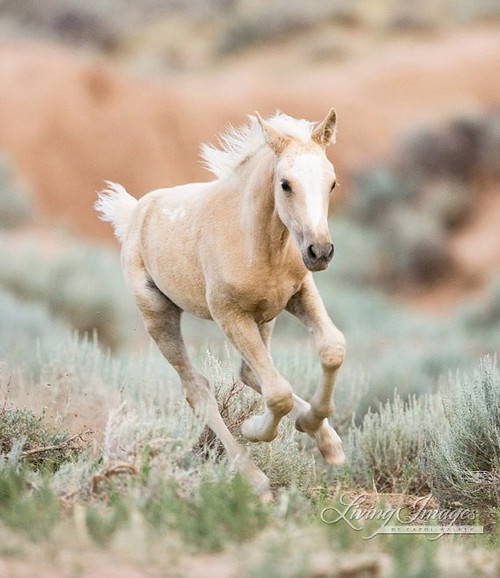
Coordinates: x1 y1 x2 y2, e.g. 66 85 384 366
95 109 346 499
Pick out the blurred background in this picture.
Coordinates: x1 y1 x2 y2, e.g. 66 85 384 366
1 0 500 416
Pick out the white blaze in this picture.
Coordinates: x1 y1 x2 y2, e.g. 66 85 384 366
290 153 327 232
305 185 324 230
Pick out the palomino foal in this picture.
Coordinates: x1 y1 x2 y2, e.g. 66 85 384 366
95 109 346 498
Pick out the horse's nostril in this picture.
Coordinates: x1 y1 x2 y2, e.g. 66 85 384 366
305 243 334 266
307 244 318 261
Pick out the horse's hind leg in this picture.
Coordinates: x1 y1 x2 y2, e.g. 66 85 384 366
128 270 271 498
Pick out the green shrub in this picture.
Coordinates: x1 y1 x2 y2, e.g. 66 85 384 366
345 392 444 494
0 239 138 349
458 276 500 333
382 208 454 285
340 112 500 289
85 494 130 547
397 117 480 182
0 157 34 229
345 165 418 225
215 0 360 56
143 473 270 552
0 405 83 472
343 164 457 287
326 216 384 284
425 357 500 511
452 1 500 22
479 112 500 179
45 244 138 349
250 419 317 492
0 466 58 541
426 179 473 231
0 290 70 370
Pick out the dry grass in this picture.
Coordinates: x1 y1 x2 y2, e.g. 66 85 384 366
193 379 260 460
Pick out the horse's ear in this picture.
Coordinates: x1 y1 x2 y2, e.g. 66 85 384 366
255 112 289 155
312 108 337 147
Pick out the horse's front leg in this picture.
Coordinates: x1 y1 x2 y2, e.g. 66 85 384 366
211 307 294 443
286 275 346 465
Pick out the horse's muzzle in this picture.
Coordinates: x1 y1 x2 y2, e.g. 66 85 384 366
302 242 334 271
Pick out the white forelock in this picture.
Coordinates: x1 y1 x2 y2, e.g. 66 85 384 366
200 112 314 179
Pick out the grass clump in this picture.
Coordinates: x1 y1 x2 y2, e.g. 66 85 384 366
0 240 137 349
345 393 444 494
425 357 500 512
250 420 317 492
0 405 85 473
0 466 59 541
85 493 130 547
458 276 500 334
143 473 270 553
342 111 500 290
344 163 456 287
215 0 360 57
345 165 418 225
0 291 69 361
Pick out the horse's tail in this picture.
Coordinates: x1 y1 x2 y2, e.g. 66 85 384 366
95 181 137 243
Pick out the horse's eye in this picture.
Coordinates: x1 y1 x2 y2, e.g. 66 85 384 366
330 181 337 192
281 180 292 194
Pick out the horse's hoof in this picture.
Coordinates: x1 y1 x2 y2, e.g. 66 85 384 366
319 442 346 466
248 468 273 503
234 455 272 500
314 423 345 465
241 416 277 443
257 487 274 504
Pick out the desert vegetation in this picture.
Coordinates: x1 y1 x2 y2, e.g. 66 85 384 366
2 0 500 69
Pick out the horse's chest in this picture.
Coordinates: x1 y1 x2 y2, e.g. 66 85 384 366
239 276 300 323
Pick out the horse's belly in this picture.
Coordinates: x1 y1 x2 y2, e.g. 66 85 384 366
153 269 212 320
171 293 213 320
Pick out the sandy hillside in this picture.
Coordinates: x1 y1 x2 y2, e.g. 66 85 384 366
0 26 499 243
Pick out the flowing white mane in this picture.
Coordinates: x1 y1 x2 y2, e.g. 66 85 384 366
200 112 314 179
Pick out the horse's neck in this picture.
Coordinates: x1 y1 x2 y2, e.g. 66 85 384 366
237 149 290 262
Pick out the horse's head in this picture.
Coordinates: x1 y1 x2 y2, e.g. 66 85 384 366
256 109 338 272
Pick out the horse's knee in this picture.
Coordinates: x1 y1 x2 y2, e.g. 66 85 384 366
319 331 346 371
265 380 294 417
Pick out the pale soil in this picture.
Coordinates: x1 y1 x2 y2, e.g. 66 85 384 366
1 491 497 578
